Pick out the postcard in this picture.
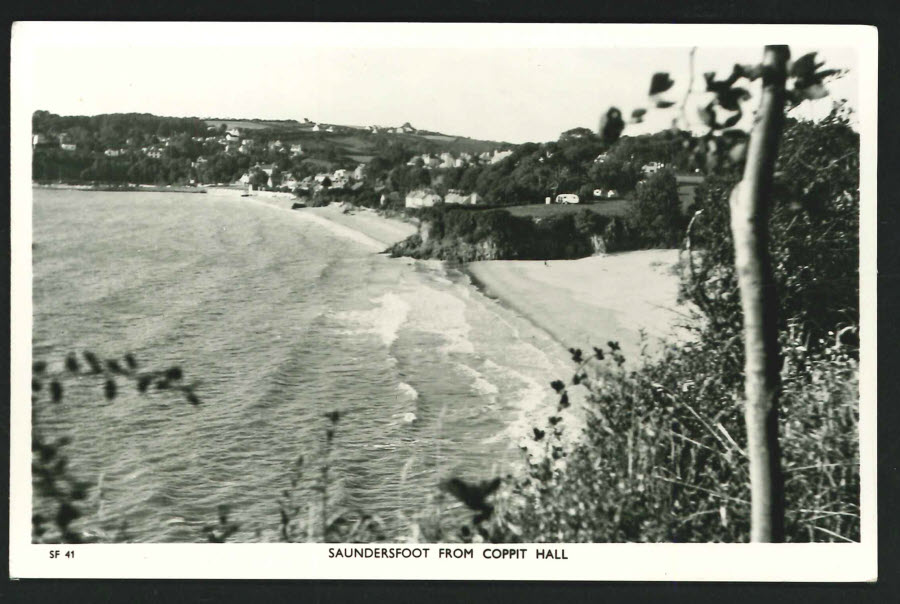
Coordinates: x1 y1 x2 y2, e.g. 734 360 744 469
10 21 877 580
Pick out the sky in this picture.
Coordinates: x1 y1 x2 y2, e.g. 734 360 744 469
18 23 862 144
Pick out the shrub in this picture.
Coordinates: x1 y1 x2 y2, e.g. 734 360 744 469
628 170 685 248
487 335 859 543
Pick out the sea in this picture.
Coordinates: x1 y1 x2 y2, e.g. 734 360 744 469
31 187 575 542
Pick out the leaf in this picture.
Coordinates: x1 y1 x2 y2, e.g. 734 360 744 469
558 392 570 409
65 354 80 373
324 410 341 424
716 87 750 111
790 52 823 80
106 359 124 374
550 380 566 393
104 379 117 400
165 366 183 381
532 427 546 441
631 108 647 123
50 380 63 403
548 416 563 426
186 391 200 406
83 351 102 374
593 347 605 360
648 72 675 96
32 360 47 374
124 354 138 370
137 375 152 393
650 96 676 109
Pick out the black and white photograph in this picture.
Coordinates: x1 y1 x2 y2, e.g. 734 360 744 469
9 22 877 580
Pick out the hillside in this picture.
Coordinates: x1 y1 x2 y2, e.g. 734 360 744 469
201 117 510 160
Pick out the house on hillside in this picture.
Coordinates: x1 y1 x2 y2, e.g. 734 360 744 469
32 134 53 148
642 161 666 175
60 143 77 152
226 128 241 137
675 174 705 212
405 189 442 208
352 164 366 180
104 149 125 157
491 150 513 164
444 191 483 206
290 143 303 156
311 124 321 132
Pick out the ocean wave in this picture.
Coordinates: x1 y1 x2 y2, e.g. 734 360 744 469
456 363 500 398
334 292 410 348
397 381 419 401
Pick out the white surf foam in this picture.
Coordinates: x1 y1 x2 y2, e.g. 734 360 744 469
335 292 411 348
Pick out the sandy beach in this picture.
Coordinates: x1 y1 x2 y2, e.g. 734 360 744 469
305 204 418 249
468 250 693 363
236 193 691 363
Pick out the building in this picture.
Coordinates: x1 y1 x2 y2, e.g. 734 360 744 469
641 161 666 175
555 194 580 204
444 191 483 206
675 174 705 212
60 143 77 152
290 143 303 156
104 149 125 157
32 134 52 148
405 189 442 208
491 150 514 164
352 164 366 180
226 128 241 137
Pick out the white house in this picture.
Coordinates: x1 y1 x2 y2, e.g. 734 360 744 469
311 124 321 132
226 128 241 137
405 189 442 208
352 164 366 180
60 143 77 152
104 149 125 157
491 150 513 164
444 191 483 206
290 143 303 156
641 161 666 175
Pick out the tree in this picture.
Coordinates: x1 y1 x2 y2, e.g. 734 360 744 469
599 46 844 542
249 169 269 189
629 170 682 247
728 45 790 542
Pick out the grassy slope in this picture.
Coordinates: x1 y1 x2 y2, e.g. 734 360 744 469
203 120 510 163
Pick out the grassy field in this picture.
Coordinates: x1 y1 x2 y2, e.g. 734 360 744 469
204 119 303 131
503 198 632 219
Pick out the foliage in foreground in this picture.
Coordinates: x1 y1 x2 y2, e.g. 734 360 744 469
477 337 859 543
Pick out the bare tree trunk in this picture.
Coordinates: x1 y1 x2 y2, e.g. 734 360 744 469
729 45 789 542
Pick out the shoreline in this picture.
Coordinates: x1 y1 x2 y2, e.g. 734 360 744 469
34 183 208 194
466 250 692 365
